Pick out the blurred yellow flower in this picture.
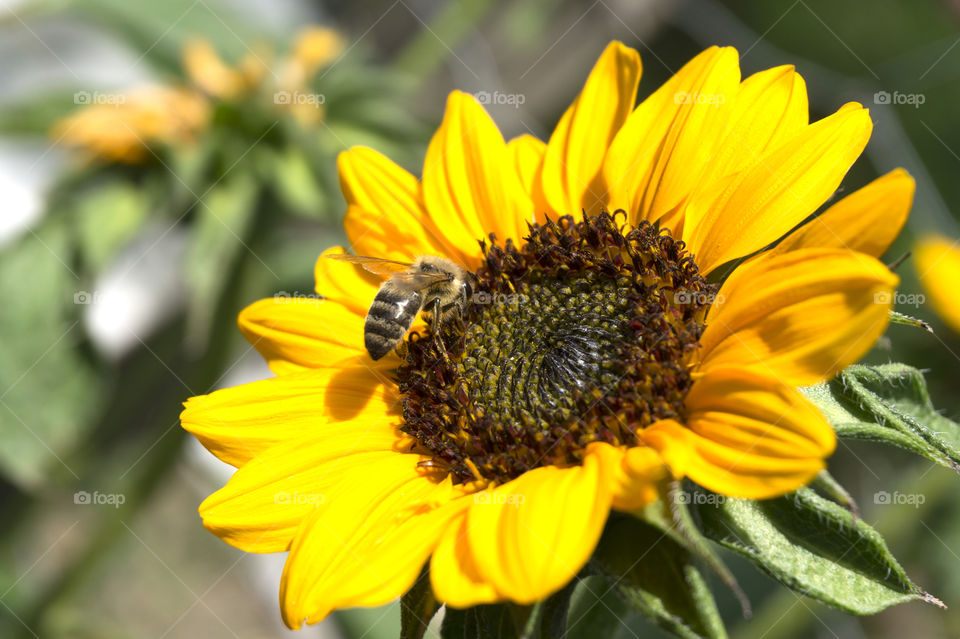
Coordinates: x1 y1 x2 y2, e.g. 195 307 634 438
277 27 344 126
288 26 345 80
52 26 344 162
915 234 960 333
51 86 209 163
183 38 259 99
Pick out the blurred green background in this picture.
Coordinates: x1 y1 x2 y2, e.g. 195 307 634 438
2 0 960 637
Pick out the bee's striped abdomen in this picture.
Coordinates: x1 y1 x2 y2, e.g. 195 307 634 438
364 285 423 360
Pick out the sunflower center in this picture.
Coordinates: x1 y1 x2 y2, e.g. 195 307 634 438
397 212 713 484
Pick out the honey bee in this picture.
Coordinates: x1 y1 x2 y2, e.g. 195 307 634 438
327 254 477 360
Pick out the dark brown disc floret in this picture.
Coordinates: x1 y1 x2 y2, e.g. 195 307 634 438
397 211 714 484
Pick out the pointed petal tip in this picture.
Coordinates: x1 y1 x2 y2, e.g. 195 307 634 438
922 591 948 610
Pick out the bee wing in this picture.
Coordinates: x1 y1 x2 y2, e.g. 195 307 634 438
325 254 414 277
389 271 452 292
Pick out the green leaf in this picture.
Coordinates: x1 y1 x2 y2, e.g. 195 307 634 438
168 140 217 205
801 363 960 472
590 513 727 639
811 470 859 517
640 485 749 619
263 147 331 219
74 181 149 270
0 90 94 135
0 219 103 488
183 175 259 350
692 486 940 614
440 604 520 639
61 0 264 74
394 0 498 81
532 581 574 639
400 568 440 639
565 576 645 639
334 602 401 639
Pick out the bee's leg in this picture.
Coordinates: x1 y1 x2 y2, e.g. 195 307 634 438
427 296 453 364
428 297 441 334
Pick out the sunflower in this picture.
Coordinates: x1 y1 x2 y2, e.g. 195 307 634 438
181 42 913 628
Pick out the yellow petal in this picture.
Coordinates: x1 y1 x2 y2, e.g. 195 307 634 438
698 248 898 386
915 234 960 333
182 38 246 99
686 367 836 455
431 511 501 608
585 442 670 511
181 367 399 467
695 65 808 190
199 431 408 554
280 458 468 628
540 41 641 217
238 297 395 374
602 46 740 232
423 91 533 257
642 368 835 499
686 103 873 274
289 26 344 75
464 456 610 604
338 147 461 264
506 134 548 223
769 169 914 258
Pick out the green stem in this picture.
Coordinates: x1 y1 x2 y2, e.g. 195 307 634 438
393 0 498 81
